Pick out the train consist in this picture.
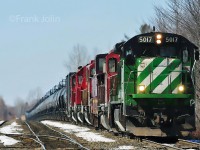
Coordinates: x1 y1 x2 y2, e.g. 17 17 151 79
26 32 199 137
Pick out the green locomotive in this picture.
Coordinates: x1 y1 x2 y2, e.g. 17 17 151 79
102 32 199 137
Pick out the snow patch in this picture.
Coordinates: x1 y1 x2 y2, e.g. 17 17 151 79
0 121 4 124
0 121 23 134
162 143 175 147
42 120 90 133
116 145 136 149
76 131 115 142
41 120 115 142
0 135 20 145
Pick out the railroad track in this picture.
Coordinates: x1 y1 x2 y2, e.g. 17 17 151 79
0 120 6 126
25 121 89 149
0 121 88 149
43 123 89 150
2 120 199 149
25 121 46 149
142 139 182 150
175 139 200 149
1 133 88 149
39 120 200 149
0 133 43 149
142 138 200 150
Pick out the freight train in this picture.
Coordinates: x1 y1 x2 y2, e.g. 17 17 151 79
26 32 199 137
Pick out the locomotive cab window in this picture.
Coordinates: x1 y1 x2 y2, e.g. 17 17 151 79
99 58 105 72
160 46 177 57
182 48 189 63
129 45 157 57
90 68 95 77
141 47 156 57
108 58 117 73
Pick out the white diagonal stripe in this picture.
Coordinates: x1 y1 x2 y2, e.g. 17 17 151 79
137 58 154 76
152 64 182 93
138 58 174 89
172 87 179 94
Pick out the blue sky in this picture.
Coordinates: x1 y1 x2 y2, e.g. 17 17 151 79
0 0 166 106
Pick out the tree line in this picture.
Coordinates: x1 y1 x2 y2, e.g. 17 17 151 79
0 87 42 120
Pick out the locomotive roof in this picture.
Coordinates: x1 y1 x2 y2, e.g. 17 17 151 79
123 32 198 49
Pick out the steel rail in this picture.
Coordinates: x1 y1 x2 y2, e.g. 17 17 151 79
43 123 90 150
142 139 182 150
25 121 46 150
177 138 200 149
0 121 6 126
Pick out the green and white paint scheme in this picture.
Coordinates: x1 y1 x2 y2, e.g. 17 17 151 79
137 57 182 94
111 32 199 136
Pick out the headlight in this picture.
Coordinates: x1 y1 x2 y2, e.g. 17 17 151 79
178 85 184 92
156 34 162 44
156 34 162 39
156 39 161 44
139 85 145 92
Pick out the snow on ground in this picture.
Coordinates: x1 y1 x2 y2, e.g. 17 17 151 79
0 135 20 146
41 120 115 142
162 143 175 147
114 145 136 149
0 121 4 124
76 131 115 142
0 121 23 134
41 120 90 133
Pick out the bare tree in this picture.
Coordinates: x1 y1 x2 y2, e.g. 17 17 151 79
7 106 16 120
65 44 90 72
0 97 7 120
153 0 200 45
124 34 130 40
14 97 26 118
26 87 43 109
153 1 182 34
139 23 152 34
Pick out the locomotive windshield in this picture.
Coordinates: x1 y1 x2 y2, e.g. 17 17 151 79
125 45 179 58
160 46 177 57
